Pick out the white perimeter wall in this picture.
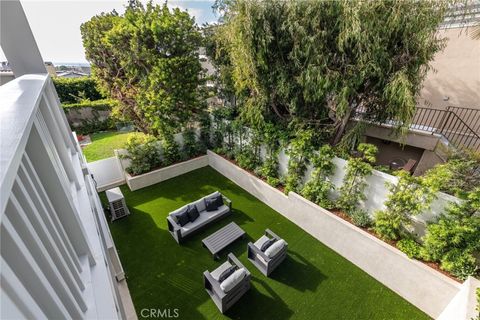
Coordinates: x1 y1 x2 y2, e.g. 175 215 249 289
275 148 459 235
208 150 463 319
438 277 480 320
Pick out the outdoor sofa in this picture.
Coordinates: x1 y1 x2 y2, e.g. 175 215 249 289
204 253 251 313
247 229 288 276
167 191 232 243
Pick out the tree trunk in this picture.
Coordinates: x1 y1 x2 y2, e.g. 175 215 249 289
332 107 353 145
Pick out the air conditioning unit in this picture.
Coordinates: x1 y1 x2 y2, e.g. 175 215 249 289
106 187 130 221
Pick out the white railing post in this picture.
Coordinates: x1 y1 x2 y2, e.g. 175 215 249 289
40 93 81 190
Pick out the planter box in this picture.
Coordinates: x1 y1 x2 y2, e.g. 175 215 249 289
125 155 209 191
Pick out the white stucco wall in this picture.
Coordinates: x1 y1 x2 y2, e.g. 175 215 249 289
438 276 480 320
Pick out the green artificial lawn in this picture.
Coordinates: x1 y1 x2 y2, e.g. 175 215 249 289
103 167 430 320
82 131 141 162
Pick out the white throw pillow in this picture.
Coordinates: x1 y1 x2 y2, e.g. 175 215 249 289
219 268 246 293
264 239 286 258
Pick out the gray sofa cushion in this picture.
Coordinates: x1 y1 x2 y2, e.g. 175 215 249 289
265 239 286 258
193 199 206 213
218 265 237 282
211 261 233 281
220 268 246 293
181 205 229 236
253 235 270 250
261 238 276 252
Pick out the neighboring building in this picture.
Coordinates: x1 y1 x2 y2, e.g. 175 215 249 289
1 61 57 84
56 70 89 78
360 9 480 175
44 61 57 77
0 71 15 85
79 65 91 75
419 27 480 113
0 1 134 319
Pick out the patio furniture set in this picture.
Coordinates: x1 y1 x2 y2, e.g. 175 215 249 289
166 191 288 313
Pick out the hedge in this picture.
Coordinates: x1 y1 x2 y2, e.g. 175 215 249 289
62 99 117 111
53 77 104 104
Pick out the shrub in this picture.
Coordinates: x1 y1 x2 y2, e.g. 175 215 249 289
375 165 394 175
430 150 480 198
258 123 285 183
71 118 115 135
236 148 260 171
285 129 315 194
440 249 478 280
123 134 162 175
182 129 200 159
351 209 372 228
338 143 377 214
54 77 104 104
301 145 336 209
198 112 212 151
64 99 118 134
374 168 447 241
422 188 480 280
259 158 279 180
266 176 281 188
62 98 116 111
397 238 423 259
162 134 181 166
211 108 230 149
374 210 403 241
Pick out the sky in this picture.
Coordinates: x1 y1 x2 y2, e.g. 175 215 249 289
0 0 218 64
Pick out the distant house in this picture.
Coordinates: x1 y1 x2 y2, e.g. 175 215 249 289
56 70 89 78
44 61 57 77
1 61 56 84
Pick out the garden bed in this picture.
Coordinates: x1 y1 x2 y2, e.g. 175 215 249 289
125 155 209 191
329 209 461 283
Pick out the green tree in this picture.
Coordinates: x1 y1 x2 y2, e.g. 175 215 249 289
215 0 449 145
81 1 204 137
203 23 236 108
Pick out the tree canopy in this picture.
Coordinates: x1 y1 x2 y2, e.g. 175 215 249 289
81 1 204 137
213 0 450 146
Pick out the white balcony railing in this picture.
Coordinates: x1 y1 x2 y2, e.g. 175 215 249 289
0 74 126 319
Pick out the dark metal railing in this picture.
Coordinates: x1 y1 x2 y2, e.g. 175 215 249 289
354 106 480 151
446 106 480 134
